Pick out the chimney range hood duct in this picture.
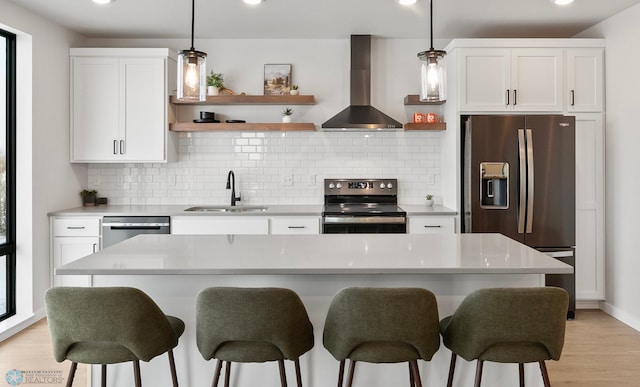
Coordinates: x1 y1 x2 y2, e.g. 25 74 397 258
321 35 403 131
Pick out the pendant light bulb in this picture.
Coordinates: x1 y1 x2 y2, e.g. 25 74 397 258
177 0 207 101
427 60 439 92
417 0 446 103
185 62 199 89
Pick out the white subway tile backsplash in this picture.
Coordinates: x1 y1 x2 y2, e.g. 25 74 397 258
88 131 444 206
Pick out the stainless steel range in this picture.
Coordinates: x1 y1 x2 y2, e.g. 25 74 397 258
322 178 407 233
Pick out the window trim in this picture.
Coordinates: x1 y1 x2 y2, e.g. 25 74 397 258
0 27 17 321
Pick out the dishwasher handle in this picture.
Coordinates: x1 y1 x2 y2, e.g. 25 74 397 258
102 222 170 229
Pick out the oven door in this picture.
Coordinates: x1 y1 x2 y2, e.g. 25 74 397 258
322 216 407 234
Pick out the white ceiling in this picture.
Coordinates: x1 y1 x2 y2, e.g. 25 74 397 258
8 0 640 40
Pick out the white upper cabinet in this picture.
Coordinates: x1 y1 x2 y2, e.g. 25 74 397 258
459 47 563 112
566 48 604 112
459 48 511 111
70 48 177 163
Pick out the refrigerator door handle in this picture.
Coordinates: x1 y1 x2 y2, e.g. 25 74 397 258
518 129 527 234
526 129 535 233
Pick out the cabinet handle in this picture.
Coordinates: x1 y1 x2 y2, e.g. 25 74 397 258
571 90 575 106
113 140 118 155
120 140 125 154
423 225 442 228
506 89 510 105
66 226 86 230
513 89 517 106
92 243 97 253
288 226 306 229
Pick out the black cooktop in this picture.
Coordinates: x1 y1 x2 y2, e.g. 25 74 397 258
322 203 406 217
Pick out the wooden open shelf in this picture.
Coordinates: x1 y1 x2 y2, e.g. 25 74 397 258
404 95 446 105
170 95 316 105
169 122 316 132
404 123 446 131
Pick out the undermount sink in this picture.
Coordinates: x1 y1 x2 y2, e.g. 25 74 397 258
184 205 269 213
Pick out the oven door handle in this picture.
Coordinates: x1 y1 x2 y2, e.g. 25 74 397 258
322 216 406 224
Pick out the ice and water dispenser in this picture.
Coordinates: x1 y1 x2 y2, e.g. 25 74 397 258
480 162 509 209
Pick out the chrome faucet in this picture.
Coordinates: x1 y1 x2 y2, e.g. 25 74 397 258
226 170 241 206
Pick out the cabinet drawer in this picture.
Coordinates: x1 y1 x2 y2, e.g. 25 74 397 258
270 217 320 234
53 218 101 236
408 216 455 234
171 216 269 235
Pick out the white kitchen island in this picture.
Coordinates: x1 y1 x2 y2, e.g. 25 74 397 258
56 233 572 387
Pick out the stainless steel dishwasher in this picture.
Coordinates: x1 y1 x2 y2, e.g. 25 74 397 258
102 216 170 248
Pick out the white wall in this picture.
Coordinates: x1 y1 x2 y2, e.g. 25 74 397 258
0 0 85 338
578 4 640 329
83 38 450 206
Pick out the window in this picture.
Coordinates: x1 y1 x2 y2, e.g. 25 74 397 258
0 28 16 321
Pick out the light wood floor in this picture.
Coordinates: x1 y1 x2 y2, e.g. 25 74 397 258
0 318 89 386
1 310 639 386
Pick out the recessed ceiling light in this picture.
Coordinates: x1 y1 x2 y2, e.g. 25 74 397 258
92 0 115 4
397 0 417 5
243 0 263 5
551 0 574 5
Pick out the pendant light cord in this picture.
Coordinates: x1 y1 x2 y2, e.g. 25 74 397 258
190 0 195 50
429 0 434 51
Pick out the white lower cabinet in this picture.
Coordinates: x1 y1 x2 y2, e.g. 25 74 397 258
408 216 456 234
270 217 320 234
171 216 270 235
51 217 101 287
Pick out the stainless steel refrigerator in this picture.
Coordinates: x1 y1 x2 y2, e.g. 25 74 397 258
462 115 576 318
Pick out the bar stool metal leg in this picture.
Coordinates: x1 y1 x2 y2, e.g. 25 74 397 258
101 364 107 387
294 359 303 387
65 362 78 387
447 353 457 387
409 362 415 387
519 363 525 387
540 361 551 387
346 360 356 387
211 359 223 387
224 362 231 387
278 359 288 387
337 360 346 387
409 360 423 387
133 360 142 387
168 349 179 387
474 360 484 387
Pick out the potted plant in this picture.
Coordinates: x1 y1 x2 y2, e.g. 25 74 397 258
290 85 299 96
80 189 98 207
425 194 434 207
206 71 224 96
282 107 293 123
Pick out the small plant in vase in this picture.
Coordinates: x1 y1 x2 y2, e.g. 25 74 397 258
282 107 293 123
425 194 434 207
206 71 224 96
290 85 299 96
80 189 98 207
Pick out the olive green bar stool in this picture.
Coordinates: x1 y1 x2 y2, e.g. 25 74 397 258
322 287 441 387
196 287 314 387
44 286 185 387
439 287 569 387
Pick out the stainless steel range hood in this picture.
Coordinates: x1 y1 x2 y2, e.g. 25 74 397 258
321 35 403 131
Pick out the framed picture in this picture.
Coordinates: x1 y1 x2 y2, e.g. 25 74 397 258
264 64 292 95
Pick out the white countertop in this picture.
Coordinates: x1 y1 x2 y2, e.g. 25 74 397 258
48 204 456 217
56 233 571 275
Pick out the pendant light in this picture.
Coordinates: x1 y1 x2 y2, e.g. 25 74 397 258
417 0 446 102
177 0 207 101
